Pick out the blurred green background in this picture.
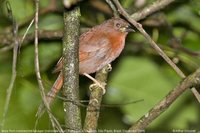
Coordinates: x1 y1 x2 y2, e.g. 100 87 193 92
0 0 200 132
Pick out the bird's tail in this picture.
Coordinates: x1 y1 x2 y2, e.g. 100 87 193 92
36 72 63 118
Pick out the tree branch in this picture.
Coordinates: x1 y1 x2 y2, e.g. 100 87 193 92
131 0 176 21
0 30 62 46
128 67 200 133
84 64 111 132
0 1 19 128
0 29 90 52
62 7 82 132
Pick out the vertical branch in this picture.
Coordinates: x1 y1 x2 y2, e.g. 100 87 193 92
84 65 111 132
62 7 82 132
0 1 19 129
34 0 63 132
34 0 49 117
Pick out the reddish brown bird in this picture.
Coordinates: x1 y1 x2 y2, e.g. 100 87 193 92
37 17 134 117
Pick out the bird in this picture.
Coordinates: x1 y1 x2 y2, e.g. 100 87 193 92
36 17 134 117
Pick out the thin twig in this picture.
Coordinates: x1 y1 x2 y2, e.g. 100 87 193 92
34 0 63 132
49 95 143 108
0 1 19 129
19 18 34 53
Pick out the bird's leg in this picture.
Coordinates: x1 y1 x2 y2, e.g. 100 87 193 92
83 73 106 94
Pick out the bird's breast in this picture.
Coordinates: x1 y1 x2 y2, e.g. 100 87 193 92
109 33 126 59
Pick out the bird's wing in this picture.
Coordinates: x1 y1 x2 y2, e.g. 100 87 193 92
79 31 110 51
79 33 110 62
53 31 110 73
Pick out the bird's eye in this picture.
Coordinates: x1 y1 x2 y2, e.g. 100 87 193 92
116 23 121 28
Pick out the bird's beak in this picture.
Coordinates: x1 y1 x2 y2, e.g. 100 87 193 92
125 25 135 32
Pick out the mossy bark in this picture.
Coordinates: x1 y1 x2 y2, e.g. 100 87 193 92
62 7 82 132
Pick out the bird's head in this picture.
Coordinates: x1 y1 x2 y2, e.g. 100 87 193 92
105 18 135 33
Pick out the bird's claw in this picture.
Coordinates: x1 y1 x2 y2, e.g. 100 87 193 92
89 82 106 95
102 64 112 73
84 73 107 94
107 64 112 72
89 98 99 104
